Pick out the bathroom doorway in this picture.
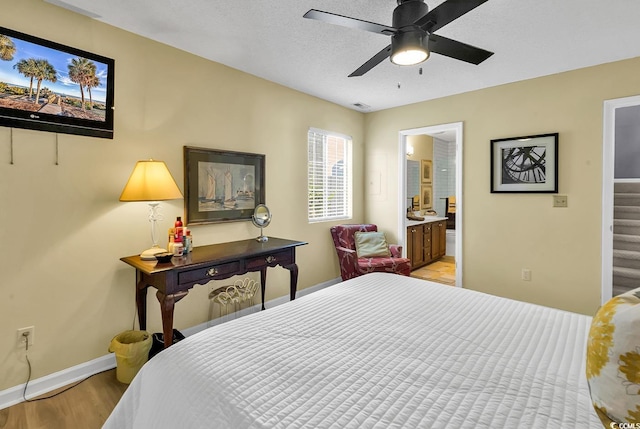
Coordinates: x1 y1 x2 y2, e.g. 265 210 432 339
399 122 463 287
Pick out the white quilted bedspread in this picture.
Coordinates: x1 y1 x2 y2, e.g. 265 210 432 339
103 273 601 428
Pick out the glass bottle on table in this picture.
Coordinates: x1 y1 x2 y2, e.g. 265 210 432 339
175 217 183 234
173 235 183 256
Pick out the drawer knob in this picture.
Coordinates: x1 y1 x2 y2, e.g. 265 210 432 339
265 255 276 264
206 268 218 277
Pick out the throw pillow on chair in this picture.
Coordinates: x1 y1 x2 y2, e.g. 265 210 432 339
354 231 391 258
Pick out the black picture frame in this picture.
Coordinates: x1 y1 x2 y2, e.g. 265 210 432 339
490 133 558 193
184 146 265 225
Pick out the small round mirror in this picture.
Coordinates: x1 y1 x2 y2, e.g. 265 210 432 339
252 204 271 242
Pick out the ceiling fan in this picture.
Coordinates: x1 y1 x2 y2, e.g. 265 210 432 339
304 0 493 77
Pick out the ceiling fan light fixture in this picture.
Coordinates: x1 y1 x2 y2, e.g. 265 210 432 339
391 47 429 66
390 31 429 66
306 0 493 77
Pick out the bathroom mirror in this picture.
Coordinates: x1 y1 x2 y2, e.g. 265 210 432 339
407 160 420 211
252 204 271 242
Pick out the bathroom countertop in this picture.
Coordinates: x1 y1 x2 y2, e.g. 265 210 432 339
405 216 448 227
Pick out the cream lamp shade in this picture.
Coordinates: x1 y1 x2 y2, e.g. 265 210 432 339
119 160 183 202
120 160 183 260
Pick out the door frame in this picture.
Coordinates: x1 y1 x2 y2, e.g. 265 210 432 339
398 122 463 287
601 94 640 304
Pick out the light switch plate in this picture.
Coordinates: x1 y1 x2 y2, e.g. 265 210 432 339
553 195 568 208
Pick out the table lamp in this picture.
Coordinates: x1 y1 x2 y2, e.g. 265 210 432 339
120 160 183 260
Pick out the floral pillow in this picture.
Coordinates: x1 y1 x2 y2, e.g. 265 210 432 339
587 288 640 426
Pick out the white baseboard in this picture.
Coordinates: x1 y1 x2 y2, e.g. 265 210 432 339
0 277 340 410
0 354 117 410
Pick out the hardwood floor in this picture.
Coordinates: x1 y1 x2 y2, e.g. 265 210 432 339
410 256 456 285
0 369 126 429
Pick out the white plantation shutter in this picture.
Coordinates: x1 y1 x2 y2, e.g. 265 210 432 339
308 128 352 222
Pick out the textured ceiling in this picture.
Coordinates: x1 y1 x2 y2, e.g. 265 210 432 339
45 0 640 112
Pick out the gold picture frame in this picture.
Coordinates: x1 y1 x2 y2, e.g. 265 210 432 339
421 159 432 184
420 185 432 210
183 146 265 225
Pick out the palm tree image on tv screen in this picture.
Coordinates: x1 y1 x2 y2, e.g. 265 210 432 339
0 32 109 122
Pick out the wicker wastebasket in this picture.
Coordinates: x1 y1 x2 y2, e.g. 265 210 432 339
108 330 152 384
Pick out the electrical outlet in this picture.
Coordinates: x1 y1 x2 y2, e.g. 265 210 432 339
17 326 35 348
521 269 532 281
553 195 568 208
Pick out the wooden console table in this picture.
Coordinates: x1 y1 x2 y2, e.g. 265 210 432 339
120 237 307 349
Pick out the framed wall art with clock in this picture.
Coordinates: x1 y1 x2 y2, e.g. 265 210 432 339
490 133 558 193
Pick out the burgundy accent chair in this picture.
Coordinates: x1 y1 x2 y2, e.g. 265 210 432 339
330 224 411 281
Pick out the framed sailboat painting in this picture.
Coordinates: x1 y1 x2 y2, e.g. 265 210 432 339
183 146 265 225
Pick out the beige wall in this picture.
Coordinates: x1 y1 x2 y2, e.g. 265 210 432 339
365 56 640 317
0 0 365 392
407 134 433 162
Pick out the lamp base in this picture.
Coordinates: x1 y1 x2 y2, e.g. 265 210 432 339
140 247 168 260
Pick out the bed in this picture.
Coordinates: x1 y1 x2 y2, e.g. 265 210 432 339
103 273 601 428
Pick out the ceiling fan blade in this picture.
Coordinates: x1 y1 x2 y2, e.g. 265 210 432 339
304 9 397 35
414 0 489 33
348 44 392 77
428 34 493 65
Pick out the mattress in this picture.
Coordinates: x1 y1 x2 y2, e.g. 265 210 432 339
103 272 601 428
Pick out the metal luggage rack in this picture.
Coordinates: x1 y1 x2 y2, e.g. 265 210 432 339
208 277 259 320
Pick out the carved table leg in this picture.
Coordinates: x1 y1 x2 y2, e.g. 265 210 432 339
156 290 189 348
136 273 148 331
284 263 299 301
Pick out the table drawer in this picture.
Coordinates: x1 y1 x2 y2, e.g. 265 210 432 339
246 250 293 270
178 261 241 284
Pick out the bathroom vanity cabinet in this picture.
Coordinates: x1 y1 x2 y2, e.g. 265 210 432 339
406 218 447 270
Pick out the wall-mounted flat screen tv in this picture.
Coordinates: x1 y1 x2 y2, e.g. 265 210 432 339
0 26 114 139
